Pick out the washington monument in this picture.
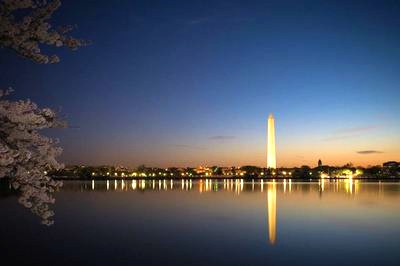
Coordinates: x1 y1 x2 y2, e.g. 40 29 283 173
267 113 276 169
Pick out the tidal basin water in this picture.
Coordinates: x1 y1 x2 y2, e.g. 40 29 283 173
1 179 400 266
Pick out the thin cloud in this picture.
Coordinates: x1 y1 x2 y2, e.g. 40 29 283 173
171 144 206 150
357 150 383 154
323 125 381 142
335 125 379 134
322 134 360 141
209 135 236 140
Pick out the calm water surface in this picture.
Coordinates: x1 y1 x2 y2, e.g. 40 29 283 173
1 179 400 266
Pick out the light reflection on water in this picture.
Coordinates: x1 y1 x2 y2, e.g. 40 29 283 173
76 178 397 197
268 182 277 245
1 179 400 266
62 178 400 246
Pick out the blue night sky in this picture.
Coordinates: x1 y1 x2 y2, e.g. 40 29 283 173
1 0 399 167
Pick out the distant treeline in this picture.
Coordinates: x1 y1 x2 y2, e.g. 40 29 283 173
50 162 400 179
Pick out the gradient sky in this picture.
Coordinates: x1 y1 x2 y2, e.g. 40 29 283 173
1 0 399 168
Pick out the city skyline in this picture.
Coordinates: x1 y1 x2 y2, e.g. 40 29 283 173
1 0 399 168
54 111 397 169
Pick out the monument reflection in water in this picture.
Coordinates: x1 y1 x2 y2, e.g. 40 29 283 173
267 182 277 244
89 178 279 244
2 179 400 266
59 178 396 246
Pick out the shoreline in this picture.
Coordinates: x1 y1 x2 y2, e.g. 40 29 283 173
51 176 400 182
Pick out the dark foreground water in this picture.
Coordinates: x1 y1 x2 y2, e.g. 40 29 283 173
1 179 400 266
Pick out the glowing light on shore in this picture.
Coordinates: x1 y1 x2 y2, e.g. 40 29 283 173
320 173 329 179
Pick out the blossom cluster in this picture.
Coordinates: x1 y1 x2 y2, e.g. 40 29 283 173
0 0 86 63
0 89 64 225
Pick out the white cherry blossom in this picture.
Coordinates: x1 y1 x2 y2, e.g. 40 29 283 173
1 88 64 225
0 0 87 63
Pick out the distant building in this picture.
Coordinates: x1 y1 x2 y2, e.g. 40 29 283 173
195 166 212 176
318 159 322 167
115 165 130 171
382 161 399 178
220 167 235 176
383 161 399 168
